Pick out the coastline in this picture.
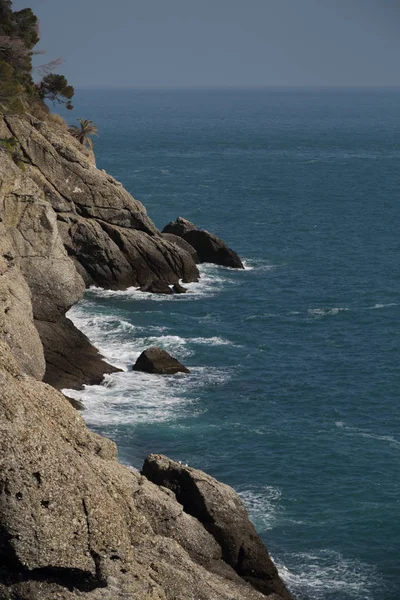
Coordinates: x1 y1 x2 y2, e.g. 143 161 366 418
0 111 293 599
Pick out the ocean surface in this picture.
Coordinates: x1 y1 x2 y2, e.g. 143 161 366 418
63 89 400 600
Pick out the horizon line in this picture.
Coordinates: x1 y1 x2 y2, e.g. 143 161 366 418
73 84 400 92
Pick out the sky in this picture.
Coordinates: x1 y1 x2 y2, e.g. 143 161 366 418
12 0 400 88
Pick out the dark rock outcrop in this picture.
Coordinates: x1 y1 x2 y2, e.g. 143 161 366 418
173 282 188 293
163 217 244 269
142 454 293 600
35 316 120 390
133 347 190 374
162 232 200 264
140 281 173 294
162 216 197 237
184 229 244 269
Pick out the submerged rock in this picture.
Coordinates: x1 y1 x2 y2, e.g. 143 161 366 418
132 347 190 374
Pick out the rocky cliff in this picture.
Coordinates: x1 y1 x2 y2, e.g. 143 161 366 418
0 112 293 599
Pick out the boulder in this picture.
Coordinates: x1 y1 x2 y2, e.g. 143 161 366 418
162 232 200 263
184 229 244 269
140 281 173 294
162 217 197 237
35 316 120 390
142 454 294 600
162 216 244 269
132 347 190 375
172 282 188 294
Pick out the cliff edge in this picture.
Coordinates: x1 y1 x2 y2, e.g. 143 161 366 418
0 113 293 600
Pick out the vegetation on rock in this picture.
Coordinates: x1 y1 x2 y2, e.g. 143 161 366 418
69 118 99 149
0 0 74 113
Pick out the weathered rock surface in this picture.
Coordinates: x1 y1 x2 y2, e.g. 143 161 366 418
35 316 120 390
163 217 244 269
162 216 197 237
162 232 200 263
0 341 291 600
143 455 293 600
2 115 200 291
0 114 293 600
184 229 244 269
0 147 115 389
133 347 190 375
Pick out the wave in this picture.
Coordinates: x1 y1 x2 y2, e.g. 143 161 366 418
335 421 400 449
277 549 380 600
68 304 234 368
238 484 282 531
85 263 242 303
64 366 230 427
308 307 350 317
65 302 233 426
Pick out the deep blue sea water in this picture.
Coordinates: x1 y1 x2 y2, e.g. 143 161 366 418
64 89 400 600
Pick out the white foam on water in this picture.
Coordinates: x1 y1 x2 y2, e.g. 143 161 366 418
238 484 283 531
335 421 400 449
65 302 232 426
65 366 230 427
277 550 379 600
84 263 237 302
308 307 349 317
242 258 280 272
366 303 398 310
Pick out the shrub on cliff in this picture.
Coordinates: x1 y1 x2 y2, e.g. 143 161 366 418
37 74 74 110
69 118 99 148
0 0 74 113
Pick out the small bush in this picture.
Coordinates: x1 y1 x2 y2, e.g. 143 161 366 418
47 112 68 131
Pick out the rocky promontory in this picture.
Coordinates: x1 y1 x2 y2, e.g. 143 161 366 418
0 112 293 599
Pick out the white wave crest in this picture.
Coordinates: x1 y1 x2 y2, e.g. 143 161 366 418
84 263 237 303
238 484 282 531
308 307 349 317
64 366 230 427
277 550 379 600
335 421 400 449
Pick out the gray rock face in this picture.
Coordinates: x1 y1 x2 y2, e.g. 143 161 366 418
162 232 200 264
163 217 244 269
184 229 244 269
0 147 115 390
142 454 294 600
2 115 200 291
0 114 293 600
0 343 290 600
35 317 120 390
162 217 197 237
133 347 190 374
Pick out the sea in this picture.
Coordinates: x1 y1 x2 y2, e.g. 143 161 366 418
62 88 400 600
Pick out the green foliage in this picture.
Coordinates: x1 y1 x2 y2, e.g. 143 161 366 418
0 59 25 112
0 1 13 37
69 119 98 149
11 8 39 49
0 0 74 115
37 74 74 109
0 135 25 169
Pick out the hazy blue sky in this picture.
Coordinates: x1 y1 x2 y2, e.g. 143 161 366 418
13 0 400 88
